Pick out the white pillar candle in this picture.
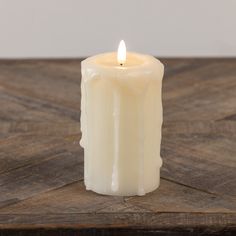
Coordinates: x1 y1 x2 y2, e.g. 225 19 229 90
80 41 164 196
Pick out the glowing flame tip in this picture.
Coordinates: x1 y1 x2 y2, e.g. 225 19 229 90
117 40 126 65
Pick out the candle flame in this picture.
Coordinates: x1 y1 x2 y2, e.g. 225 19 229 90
117 40 126 66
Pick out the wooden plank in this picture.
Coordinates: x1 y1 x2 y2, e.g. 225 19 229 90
0 132 83 208
161 122 236 197
125 179 236 213
0 154 83 207
0 121 80 136
161 142 236 196
163 120 236 135
0 60 80 124
163 60 236 121
2 178 235 215
0 90 79 122
0 213 236 229
0 60 81 110
0 182 132 214
0 132 81 173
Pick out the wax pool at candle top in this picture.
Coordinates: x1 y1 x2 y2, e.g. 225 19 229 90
80 51 164 196
95 52 145 67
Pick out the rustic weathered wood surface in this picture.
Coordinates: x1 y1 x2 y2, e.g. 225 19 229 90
0 59 236 236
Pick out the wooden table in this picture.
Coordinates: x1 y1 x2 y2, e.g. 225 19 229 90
0 59 235 236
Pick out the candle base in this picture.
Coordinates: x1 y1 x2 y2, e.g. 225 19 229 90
84 168 160 197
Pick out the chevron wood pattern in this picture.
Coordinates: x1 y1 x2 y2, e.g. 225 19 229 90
0 59 235 235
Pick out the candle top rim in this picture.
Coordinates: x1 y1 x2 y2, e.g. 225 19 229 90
82 52 162 69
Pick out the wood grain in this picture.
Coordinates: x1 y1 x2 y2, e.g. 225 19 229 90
0 59 235 235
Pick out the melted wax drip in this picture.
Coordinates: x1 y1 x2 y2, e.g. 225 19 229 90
111 90 120 192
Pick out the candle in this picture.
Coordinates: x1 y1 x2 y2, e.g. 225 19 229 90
80 41 164 196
